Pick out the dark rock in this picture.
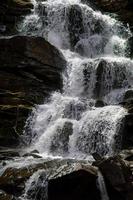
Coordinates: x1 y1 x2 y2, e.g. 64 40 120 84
0 190 13 200
87 0 133 31
95 59 131 98
126 37 133 58
50 121 73 156
124 90 133 102
93 0 128 12
92 152 102 161
121 114 133 149
94 156 133 200
0 158 98 199
119 149 133 161
49 169 100 200
67 4 85 50
23 150 42 158
0 35 66 147
95 99 106 107
0 148 20 160
0 0 34 35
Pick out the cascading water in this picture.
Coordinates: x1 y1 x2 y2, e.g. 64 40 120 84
20 0 133 160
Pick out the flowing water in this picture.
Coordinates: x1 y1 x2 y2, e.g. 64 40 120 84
19 0 133 160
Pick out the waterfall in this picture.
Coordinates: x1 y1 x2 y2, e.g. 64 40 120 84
20 0 133 159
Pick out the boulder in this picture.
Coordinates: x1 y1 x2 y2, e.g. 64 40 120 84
0 148 20 160
126 37 133 58
49 168 100 200
50 121 73 156
121 113 133 149
0 158 99 199
94 156 133 200
0 35 66 147
0 0 34 35
0 190 13 200
67 4 85 50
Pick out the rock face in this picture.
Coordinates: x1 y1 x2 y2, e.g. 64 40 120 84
0 0 34 35
67 4 85 50
0 190 13 200
94 156 133 200
0 36 66 147
121 100 133 149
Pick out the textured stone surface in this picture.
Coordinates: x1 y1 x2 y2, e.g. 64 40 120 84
0 35 66 147
0 0 34 35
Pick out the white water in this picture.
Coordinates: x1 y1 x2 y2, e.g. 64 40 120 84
20 0 133 160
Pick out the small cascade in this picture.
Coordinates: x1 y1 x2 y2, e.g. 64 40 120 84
97 171 109 200
19 0 133 159
20 170 48 200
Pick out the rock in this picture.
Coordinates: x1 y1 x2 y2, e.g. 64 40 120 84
0 148 20 160
94 156 133 200
95 99 106 107
119 149 133 161
49 168 100 200
0 35 66 147
23 150 42 158
93 0 128 12
50 121 73 156
124 90 133 102
86 0 133 31
126 37 133 58
0 158 99 199
0 190 13 200
120 97 133 149
83 58 132 99
121 114 133 149
67 4 85 50
0 0 34 35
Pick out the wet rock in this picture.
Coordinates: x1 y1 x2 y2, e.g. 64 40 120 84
0 35 66 147
0 149 20 160
0 190 13 200
126 37 133 58
67 4 85 50
19 162 99 200
23 150 42 159
95 99 106 107
93 59 131 99
0 0 34 35
87 0 133 31
119 149 133 161
121 114 133 149
93 0 128 12
49 168 100 200
94 156 133 200
124 90 133 102
50 121 73 155
0 158 98 199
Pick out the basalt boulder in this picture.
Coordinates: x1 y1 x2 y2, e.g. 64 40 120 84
0 35 66 147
